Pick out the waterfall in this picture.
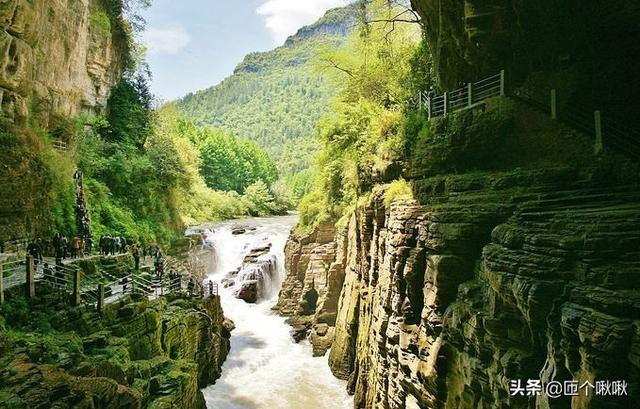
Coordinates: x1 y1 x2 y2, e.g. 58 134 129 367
198 215 351 409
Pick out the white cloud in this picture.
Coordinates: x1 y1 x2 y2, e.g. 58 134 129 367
142 25 191 55
257 0 350 45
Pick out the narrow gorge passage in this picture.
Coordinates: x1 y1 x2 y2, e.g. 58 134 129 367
199 215 351 409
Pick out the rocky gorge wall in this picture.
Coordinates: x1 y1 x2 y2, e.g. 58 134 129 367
274 221 345 356
0 0 124 126
0 291 232 408
409 0 640 119
278 167 640 408
0 0 126 242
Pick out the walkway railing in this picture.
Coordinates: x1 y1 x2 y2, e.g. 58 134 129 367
513 87 640 158
0 255 219 314
415 71 505 119
412 70 640 159
53 139 68 152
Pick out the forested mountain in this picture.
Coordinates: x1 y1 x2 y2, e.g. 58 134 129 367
176 5 357 170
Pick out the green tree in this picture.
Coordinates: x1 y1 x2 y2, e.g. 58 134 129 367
197 129 278 193
102 72 153 148
242 180 277 217
297 0 423 230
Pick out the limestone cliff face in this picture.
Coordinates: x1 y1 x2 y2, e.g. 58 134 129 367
280 168 640 408
0 293 232 408
409 0 640 118
0 0 123 126
274 221 346 356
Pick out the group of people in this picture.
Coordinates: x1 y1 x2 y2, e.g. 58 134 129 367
73 168 92 239
130 242 164 274
21 234 210 300
23 235 93 265
21 232 131 266
53 234 93 260
99 235 128 256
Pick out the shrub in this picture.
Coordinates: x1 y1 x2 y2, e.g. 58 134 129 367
90 11 112 37
381 179 414 206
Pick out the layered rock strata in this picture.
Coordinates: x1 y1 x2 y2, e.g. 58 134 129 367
0 291 232 408
279 167 640 408
274 221 347 355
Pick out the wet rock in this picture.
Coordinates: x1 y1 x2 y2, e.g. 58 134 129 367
222 318 236 336
231 245 277 303
275 221 344 356
242 244 272 264
236 280 259 303
231 226 257 235
0 294 231 409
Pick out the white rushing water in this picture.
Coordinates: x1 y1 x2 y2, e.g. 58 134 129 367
199 215 352 409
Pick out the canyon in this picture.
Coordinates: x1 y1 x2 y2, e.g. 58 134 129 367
275 89 640 409
278 164 640 408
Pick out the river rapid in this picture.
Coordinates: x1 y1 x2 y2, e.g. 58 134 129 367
198 215 352 409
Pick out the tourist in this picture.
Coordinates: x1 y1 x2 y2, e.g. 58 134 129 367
73 168 82 184
71 236 80 258
105 235 113 255
114 236 121 254
120 236 127 253
61 236 69 259
27 240 41 265
55 239 64 264
85 236 93 255
132 243 140 271
53 233 61 255
35 238 44 263
187 278 195 297
154 252 164 280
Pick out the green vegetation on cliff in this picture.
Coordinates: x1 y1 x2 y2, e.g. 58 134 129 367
297 0 424 230
0 289 230 409
0 0 290 245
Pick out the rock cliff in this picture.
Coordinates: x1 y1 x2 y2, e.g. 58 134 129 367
409 0 640 119
0 291 232 408
0 0 124 127
278 166 640 408
274 221 345 356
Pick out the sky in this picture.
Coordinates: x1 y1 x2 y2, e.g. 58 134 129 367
140 0 350 101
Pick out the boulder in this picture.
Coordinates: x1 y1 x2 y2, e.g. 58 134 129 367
235 280 259 303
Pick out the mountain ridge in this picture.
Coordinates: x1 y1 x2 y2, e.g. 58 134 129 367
175 4 358 167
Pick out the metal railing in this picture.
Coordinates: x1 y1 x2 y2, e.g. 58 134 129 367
411 69 640 159
1 252 221 313
415 71 505 119
513 86 640 159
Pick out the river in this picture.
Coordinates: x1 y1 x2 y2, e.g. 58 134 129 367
198 215 352 409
